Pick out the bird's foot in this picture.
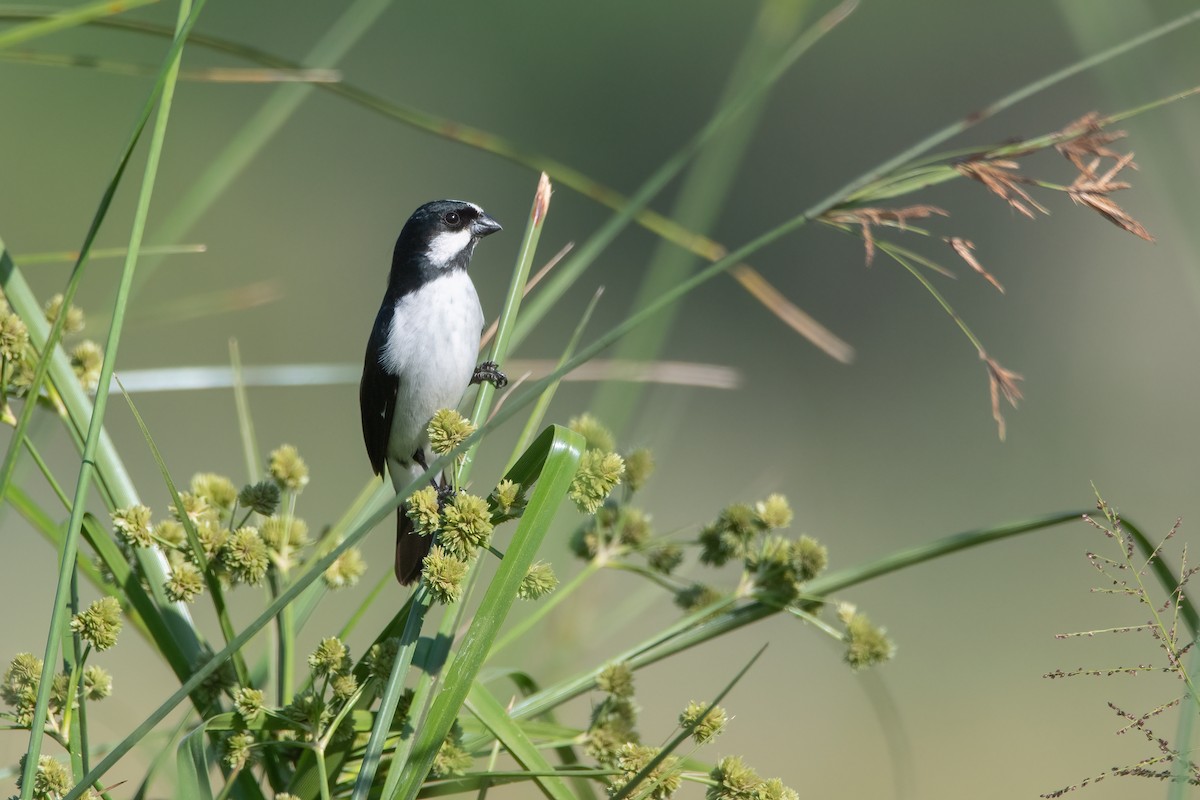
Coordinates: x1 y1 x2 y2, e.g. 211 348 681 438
436 480 457 509
471 361 508 388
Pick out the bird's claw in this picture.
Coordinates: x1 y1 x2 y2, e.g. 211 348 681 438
471 361 508 388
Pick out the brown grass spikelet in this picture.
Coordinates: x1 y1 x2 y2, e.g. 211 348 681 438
955 159 1049 219
822 205 948 266
1067 153 1153 242
980 350 1023 441
945 236 1003 293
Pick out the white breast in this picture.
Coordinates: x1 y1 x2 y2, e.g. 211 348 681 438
381 270 483 476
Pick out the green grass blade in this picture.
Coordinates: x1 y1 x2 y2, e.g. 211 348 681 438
228 338 262 482
465 682 577 800
387 424 585 800
6 486 102 589
176 723 215 800
0 0 157 50
806 510 1087 596
16 1 201 793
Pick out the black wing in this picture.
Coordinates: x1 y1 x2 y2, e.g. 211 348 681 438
360 311 398 477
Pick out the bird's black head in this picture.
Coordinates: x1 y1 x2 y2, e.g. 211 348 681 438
391 199 502 282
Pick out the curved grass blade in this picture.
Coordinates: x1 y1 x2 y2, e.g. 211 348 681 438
0 0 157 50
176 723 215 800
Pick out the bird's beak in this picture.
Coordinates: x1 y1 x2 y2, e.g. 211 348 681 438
472 213 502 237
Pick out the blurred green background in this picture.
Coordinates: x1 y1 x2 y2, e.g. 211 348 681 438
4 0 1200 797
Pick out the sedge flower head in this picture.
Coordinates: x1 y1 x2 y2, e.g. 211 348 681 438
268 444 309 492
323 546 367 589
164 561 205 603
428 408 475 455
43 293 85 334
112 504 153 548
407 486 442 535
70 596 122 651
439 492 493 558
83 665 112 701
679 700 727 744
422 545 468 604
238 480 281 516
518 561 558 600
570 450 624 514
308 637 350 677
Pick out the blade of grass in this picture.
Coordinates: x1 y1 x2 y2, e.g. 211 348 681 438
17 1 201 794
15 243 206 265
229 338 261 482
464 683 576 800
0 49 339 82
0 0 157 50
807 510 1087 597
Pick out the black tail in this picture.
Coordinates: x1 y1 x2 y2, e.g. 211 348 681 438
394 504 432 585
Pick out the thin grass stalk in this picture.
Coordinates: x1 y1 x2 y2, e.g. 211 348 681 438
593 0 812 434
488 560 601 657
0 0 156 50
17 1 198 793
15 243 206 265
229 338 262 482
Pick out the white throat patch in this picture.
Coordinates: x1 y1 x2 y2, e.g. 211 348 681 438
425 228 473 269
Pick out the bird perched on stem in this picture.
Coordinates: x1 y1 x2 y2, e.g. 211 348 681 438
360 199 507 584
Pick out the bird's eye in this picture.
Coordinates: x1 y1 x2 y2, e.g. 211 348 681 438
443 211 461 226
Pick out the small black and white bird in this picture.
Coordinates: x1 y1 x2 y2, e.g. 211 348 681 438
360 199 506 585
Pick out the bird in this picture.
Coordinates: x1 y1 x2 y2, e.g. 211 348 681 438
360 199 507 584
